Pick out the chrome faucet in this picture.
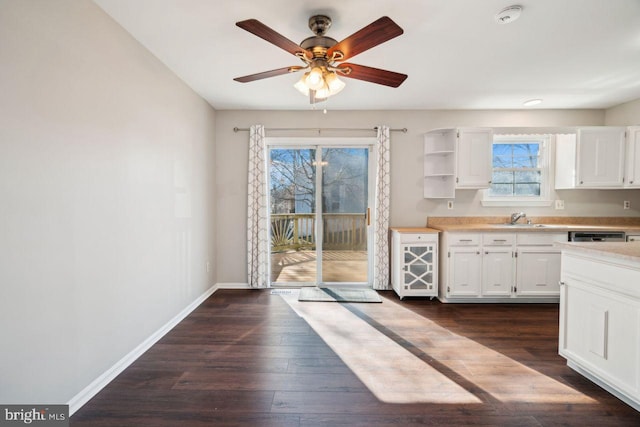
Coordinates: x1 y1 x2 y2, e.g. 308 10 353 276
510 212 527 224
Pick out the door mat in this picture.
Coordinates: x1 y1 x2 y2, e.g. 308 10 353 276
298 287 382 303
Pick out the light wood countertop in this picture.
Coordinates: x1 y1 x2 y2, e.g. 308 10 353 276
390 227 440 233
555 241 640 263
426 216 640 234
432 224 640 233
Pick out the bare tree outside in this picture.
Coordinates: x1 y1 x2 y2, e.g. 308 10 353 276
269 148 368 215
490 142 541 196
269 147 369 284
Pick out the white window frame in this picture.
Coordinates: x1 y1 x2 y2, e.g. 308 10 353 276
481 135 552 207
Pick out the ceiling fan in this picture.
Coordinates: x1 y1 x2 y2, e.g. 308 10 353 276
234 15 408 104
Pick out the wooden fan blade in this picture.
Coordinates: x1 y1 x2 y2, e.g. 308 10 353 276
234 66 301 83
338 63 407 87
236 19 310 59
327 17 403 61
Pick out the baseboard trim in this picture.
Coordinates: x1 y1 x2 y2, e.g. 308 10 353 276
567 360 640 411
216 282 252 289
67 283 218 416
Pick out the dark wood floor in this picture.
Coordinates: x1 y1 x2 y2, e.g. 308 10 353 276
71 290 640 426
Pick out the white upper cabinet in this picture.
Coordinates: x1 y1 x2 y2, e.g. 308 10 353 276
625 126 640 188
556 127 626 189
456 128 493 188
424 127 492 198
577 127 625 187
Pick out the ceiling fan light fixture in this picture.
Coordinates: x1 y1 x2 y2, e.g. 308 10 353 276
294 74 310 96
324 72 345 95
306 67 325 90
294 70 345 102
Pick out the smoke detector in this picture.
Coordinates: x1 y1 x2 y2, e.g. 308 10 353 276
495 5 523 24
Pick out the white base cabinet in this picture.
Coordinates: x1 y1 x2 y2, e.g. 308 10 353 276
439 231 567 302
448 246 482 297
482 237 515 297
515 233 566 296
441 233 515 300
391 229 439 299
559 250 640 411
516 249 562 296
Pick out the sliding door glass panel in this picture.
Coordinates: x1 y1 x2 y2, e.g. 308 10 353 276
321 147 369 283
269 148 316 284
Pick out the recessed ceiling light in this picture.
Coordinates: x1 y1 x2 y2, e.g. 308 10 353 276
523 98 543 107
495 5 523 24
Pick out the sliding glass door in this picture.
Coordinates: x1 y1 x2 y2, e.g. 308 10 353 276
268 144 372 286
320 147 369 283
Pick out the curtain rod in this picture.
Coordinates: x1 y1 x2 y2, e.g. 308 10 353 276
233 126 407 133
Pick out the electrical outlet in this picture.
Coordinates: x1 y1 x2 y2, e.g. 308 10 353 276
447 201 454 210
555 200 565 210
206 262 211 273
624 200 631 210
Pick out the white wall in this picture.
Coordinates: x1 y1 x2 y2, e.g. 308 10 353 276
215 108 640 284
0 0 216 404
606 98 640 125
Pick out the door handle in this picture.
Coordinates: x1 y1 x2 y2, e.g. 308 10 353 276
366 207 371 226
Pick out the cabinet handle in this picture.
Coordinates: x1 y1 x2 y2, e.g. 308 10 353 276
631 180 635 184
580 181 584 184
484 251 488 255
492 239 507 242
476 251 480 255
558 281 565 286
459 239 473 242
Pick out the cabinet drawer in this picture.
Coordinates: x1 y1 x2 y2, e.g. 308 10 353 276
516 232 568 245
482 233 515 246
400 233 437 244
448 233 480 245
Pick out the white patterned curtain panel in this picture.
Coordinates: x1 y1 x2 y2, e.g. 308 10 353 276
373 125 391 290
247 125 268 288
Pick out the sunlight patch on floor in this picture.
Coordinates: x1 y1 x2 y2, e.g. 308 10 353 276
282 291 480 404
281 291 596 405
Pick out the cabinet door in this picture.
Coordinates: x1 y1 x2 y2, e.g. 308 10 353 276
401 244 437 295
482 248 514 296
561 279 640 395
456 128 493 188
625 126 640 188
577 127 625 187
517 249 561 296
448 247 481 297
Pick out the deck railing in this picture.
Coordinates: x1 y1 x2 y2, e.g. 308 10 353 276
270 213 367 252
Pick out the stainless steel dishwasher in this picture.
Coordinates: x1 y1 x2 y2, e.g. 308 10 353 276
569 231 626 242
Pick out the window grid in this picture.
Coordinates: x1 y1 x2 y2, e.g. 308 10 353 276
489 142 543 198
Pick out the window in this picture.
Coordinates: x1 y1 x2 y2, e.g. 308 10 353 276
482 135 551 206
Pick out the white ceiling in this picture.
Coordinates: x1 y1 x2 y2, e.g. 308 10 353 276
93 0 640 111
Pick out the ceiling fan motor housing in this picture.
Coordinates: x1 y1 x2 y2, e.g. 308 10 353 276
308 15 332 35
301 15 338 59
300 36 337 55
